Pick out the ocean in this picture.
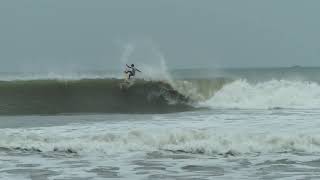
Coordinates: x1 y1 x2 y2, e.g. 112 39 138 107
1 67 320 179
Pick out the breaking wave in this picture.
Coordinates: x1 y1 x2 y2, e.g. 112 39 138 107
203 79 320 109
0 76 319 114
1 125 320 156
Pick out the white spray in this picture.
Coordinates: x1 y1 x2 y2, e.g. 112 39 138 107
202 79 320 109
119 40 173 82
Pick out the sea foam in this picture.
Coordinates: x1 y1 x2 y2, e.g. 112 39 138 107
202 79 320 109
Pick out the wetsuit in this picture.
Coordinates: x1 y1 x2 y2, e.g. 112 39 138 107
125 65 140 79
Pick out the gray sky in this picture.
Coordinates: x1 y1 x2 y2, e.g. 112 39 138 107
0 0 320 72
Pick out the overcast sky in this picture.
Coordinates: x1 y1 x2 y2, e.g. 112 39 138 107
0 0 320 72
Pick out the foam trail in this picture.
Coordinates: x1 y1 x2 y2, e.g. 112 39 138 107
2 126 320 156
203 79 320 109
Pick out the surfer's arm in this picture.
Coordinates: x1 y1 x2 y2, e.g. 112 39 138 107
126 64 131 68
136 68 141 72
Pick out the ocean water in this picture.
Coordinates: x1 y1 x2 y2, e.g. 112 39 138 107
1 67 320 180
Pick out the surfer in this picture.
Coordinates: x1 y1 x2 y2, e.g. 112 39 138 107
125 64 141 79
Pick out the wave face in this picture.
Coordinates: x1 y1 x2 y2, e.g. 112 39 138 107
0 79 192 115
172 78 231 101
1 76 319 114
203 79 320 109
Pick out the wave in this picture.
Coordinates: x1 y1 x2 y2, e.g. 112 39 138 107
1 126 320 156
172 78 231 101
0 78 193 115
1 77 319 114
203 79 320 109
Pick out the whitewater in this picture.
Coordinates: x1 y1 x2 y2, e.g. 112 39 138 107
1 67 320 179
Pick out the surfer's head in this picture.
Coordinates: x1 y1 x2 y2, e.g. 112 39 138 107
131 64 134 67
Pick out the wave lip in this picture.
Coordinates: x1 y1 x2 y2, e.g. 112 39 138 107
0 79 193 115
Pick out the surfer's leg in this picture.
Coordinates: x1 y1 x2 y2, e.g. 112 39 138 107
128 71 134 79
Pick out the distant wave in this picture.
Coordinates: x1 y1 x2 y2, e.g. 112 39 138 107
0 72 120 81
